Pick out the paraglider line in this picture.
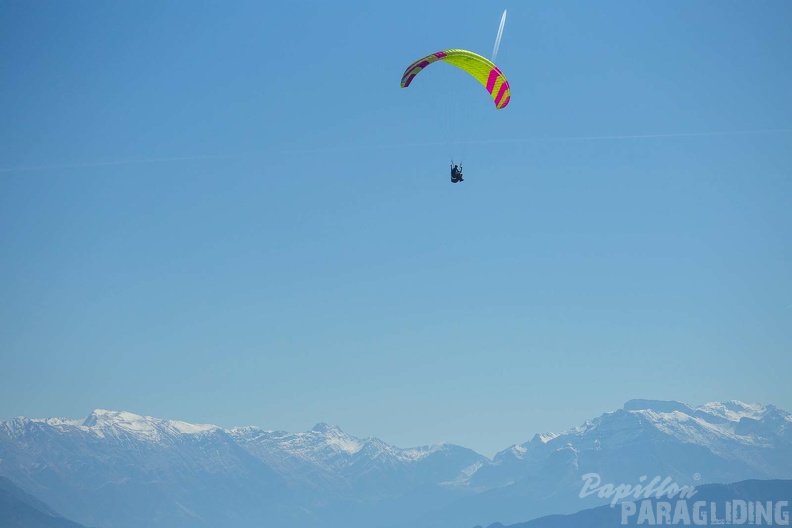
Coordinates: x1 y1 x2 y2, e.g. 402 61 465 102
1 128 790 173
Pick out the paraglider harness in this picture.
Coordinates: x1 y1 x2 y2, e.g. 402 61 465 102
451 162 464 183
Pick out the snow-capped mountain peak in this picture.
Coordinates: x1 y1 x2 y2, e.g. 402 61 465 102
532 432 560 444
0 401 789 528
623 398 695 415
697 400 768 422
311 422 341 434
79 409 217 441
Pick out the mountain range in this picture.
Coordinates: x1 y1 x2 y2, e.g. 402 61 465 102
1 399 790 528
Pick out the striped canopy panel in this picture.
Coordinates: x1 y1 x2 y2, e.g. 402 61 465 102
400 49 511 109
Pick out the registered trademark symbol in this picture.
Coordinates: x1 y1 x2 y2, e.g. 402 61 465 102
693 473 701 481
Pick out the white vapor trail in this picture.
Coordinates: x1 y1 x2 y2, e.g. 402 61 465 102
474 128 792 144
0 153 239 173
492 10 507 61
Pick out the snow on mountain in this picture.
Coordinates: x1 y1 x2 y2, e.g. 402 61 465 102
228 421 486 500
419 400 792 528
1 410 219 445
696 400 768 422
0 411 293 528
473 398 792 489
0 409 485 528
1 400 790 528
623 398 696 414
230 422 465 470
80 409 219 440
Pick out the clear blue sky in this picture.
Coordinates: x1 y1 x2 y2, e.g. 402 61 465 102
1 0 790 456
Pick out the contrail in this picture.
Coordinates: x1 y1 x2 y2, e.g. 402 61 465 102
474 128 792 144
492 10 507 62
0 153 241 173
276 128 792 151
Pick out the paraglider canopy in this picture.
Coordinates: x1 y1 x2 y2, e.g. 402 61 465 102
400 49 511 109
